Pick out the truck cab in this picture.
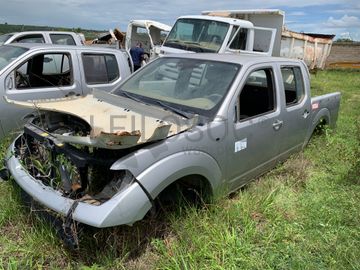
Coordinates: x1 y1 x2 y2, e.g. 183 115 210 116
125 20 171 59
160 10 284 57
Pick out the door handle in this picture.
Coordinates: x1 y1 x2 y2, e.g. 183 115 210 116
303 110 310 119
272 120 283 131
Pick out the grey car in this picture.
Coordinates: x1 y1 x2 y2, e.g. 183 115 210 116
4 53 340 229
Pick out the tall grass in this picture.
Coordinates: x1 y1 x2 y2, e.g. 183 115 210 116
0 69 359 269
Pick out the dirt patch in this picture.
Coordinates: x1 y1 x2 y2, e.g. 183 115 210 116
250 211 267 231
74 215 172 266
274 153 313 189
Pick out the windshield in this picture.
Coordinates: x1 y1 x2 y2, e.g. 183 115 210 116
0 34 13 45
0 45 28 71
113 57 240 117
163 19 229 53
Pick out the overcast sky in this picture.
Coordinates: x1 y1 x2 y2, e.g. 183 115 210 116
1 0 359 40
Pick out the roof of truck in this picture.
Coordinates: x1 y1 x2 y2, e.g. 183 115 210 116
177 15 254 28
6 31 81 36
129 20 171 31
6 43 125 54
162 52 304 66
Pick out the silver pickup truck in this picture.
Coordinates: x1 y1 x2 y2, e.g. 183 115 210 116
3 53 340 229
0 43 132 138
0 31 84 46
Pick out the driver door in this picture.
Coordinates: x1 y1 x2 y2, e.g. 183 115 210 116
0 50 82 137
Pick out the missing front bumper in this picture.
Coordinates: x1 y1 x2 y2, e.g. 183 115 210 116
6 135 152 228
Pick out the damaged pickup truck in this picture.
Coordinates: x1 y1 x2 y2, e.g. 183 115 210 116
4 53 340 230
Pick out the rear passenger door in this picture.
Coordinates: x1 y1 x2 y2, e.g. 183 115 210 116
227 64 282 190
277 64 311 155
80 53 122 93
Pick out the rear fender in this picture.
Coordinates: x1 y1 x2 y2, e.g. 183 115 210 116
304 108 330 146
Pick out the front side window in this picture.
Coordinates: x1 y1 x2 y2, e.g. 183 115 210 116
82 54 120 84
50 34 76 45
114 57 240 117
13 34 45 44
164 19 229 53
229 28 248 50
238 68 276 121
15 53 73 89
281 66 305 106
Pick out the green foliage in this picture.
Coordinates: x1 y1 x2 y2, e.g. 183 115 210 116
334 38 354 43
0 23 105 40
0 69 359 269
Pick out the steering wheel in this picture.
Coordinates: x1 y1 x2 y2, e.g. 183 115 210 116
207 93 222 103
16 71 30 88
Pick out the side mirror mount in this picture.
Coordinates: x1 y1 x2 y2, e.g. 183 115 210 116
5 73 14 90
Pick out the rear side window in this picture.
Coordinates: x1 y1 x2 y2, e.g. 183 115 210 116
50 34 76 45
0 34 13 45
82 54 119 84
13 34 45 44
238 68 275 121
281 66 305 106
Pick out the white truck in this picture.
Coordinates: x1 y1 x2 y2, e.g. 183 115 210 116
125 20 171 59
159 10 283 57
159 10 333 69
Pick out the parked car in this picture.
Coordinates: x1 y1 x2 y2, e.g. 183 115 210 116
0 31 84 46
4 53 340 231
0 43 132 138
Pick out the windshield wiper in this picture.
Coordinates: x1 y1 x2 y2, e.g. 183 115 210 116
119 91 192 119
183 41 200 45
165 39 180 43
118 91 145 104
153 100 191 119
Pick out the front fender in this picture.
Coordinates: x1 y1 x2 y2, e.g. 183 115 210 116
112 151 223 200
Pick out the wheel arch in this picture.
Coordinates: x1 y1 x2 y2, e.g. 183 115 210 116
304 108 331 146
135 151 223 200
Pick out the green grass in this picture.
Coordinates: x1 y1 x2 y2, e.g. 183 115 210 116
0 69 359 269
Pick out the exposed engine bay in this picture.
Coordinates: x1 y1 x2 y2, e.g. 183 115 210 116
16 111 143 205
8 90 194 205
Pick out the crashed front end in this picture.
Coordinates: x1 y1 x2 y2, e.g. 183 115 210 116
5 91 192 228
6 117 153 228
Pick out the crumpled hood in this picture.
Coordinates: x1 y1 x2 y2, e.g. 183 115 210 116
5 89 195 149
